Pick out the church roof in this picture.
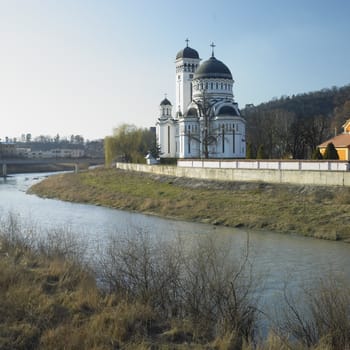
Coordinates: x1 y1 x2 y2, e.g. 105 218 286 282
176 46 200 60
194 56 232 80
319 134 350 148
160 98 172 106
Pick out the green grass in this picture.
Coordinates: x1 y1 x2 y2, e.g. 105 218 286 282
28 168 350 241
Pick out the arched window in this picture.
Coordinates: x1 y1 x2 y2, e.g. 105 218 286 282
167 126 170 153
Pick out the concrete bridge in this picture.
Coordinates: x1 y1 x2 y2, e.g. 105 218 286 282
0 157 104 177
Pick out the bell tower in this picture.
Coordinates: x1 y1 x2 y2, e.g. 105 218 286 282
175 39 200 117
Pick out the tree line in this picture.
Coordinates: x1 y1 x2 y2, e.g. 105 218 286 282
244 84 350 159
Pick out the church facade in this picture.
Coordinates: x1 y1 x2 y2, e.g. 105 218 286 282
156 41 246 159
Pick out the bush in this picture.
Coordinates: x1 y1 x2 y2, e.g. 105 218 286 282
323 142 339 160
256 144 266 159
276 276 350 349
312 148 323 160
160 157 178 165
98 231 260 344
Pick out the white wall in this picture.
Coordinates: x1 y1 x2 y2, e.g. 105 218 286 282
178 159 350 172
116 160 350 187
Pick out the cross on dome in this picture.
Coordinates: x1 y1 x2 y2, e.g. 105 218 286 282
185 38 189 47
210 42 216 57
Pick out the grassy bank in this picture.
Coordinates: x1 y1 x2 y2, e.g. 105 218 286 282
28 168 350 241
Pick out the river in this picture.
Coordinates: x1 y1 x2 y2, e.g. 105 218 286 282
1 172 350 319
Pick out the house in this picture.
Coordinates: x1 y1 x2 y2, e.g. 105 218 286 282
0 142 16 158
318 119 350 160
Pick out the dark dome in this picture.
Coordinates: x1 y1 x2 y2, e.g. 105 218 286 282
185 107 198 117
194 56 232 80
217 106 238 116
176 46 199 60
160 98 172 106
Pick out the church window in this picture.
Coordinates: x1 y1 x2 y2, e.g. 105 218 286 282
232 129 235 153
205 82 208 89
222 125 225 153
178 75 180 80
221 83 223 89
200 83 203 90
216 82 218 89
210 82 213 89
168 126 170 154
224 84 227 90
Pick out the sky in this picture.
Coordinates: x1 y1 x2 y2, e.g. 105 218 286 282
1 0 350 141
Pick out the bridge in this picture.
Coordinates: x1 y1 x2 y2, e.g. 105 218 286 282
0 157 105 177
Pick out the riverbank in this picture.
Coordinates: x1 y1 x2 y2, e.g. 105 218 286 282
28 168 350 242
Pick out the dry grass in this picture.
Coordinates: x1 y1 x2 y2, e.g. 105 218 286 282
29 168 350 241
1 215 350 349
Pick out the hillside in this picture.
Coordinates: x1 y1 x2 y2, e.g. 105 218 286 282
243 84 350 159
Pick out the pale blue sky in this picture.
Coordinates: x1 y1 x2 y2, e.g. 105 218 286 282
1 0 349 140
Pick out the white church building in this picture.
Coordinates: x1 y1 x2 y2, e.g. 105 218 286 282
156 41 246 159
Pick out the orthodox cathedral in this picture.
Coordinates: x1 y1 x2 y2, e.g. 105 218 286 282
156 40 246 159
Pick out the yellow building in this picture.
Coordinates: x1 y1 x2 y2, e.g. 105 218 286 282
318 119 350 160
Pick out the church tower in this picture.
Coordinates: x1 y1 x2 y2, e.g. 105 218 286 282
156 97 176 158
175 39 200 117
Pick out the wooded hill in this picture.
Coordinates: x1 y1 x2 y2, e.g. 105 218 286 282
243 84 350 159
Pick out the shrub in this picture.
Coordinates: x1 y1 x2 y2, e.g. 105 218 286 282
312 148 323 160
323 142 339 160
98 231 260 344
256 144 266 159
276 276 350 349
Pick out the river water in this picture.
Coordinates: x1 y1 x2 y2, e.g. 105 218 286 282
1 172 350 317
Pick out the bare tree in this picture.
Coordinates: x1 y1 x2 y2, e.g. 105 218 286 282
192 90 218 159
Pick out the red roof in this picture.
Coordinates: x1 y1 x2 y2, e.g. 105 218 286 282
319 133 350 148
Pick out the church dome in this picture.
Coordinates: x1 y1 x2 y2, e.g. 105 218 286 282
185 107 198 117
160 98 172 106
217 106 238 116
194 56 232 80
176 46 200 60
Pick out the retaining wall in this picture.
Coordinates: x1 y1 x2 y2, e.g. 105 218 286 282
116 162 350 187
